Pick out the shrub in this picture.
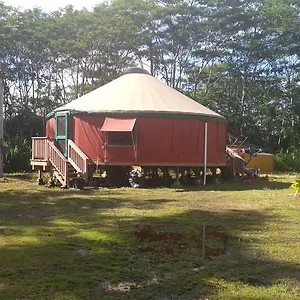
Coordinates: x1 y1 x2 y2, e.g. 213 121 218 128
290 177 300 196
3 137 31 173
274 147 300 172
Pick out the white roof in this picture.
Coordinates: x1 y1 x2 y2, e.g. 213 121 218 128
54 71 225 121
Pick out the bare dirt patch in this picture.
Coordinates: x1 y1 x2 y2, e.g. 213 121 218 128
134 223 227 259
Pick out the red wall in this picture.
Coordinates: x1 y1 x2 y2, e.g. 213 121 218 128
46 114 226 166
46 117 55 140
72 115 106 162
67 115 226 166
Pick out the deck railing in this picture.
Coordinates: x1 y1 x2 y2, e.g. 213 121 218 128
32 137 48 160
68 139 89 182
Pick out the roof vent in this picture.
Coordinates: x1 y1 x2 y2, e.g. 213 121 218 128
123 67 150 75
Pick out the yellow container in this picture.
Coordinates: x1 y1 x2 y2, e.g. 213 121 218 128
242 153 274 173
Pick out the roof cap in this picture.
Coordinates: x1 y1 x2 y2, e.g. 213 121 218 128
123 67 150 75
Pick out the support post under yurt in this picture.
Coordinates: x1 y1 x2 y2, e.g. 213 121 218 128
203 121 208 186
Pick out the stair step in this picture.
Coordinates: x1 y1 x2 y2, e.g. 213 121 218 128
53 171 66 186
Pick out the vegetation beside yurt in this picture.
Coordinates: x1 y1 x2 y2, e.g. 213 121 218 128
0 0 299 173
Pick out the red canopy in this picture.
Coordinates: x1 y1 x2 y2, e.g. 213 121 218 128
100 118 136 132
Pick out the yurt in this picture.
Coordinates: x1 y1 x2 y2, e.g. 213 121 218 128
31 68 227 187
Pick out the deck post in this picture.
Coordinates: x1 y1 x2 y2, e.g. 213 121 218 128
203 224 206 259
173 166 181 187
37 169 44 185
203 122 208 185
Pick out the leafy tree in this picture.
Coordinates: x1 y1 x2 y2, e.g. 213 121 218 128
1 0 300 172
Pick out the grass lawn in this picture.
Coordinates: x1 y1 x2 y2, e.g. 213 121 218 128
0 173 299 299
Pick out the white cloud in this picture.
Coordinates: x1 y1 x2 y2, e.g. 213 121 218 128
3 0 103 11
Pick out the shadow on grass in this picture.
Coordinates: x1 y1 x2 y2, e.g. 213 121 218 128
0 187 299 299
0 188 176 229
4 173 36 181
177 178 291 192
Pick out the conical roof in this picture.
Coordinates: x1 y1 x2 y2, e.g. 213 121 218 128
54 69 225 122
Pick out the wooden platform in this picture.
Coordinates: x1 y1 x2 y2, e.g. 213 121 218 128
30 159 50 171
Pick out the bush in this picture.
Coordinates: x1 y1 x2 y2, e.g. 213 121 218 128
274 147 300 172
290 177 300 196
3 137 31 173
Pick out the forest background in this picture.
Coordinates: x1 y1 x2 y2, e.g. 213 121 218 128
0 0 299 172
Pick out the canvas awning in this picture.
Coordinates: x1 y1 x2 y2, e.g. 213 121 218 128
100 118 136 132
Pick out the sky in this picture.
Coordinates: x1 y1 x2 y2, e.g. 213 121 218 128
3 0 103 11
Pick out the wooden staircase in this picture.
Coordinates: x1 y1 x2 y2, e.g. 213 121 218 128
52 162 77 187
67 139 90 183
31 137 91 187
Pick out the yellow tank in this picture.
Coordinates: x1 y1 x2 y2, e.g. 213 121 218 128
242 153 274 173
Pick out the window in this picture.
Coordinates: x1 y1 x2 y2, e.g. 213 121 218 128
107 131 135 146
100 118 137 147
56 116 66 136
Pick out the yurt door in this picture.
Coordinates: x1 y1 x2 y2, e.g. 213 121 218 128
54 112 68 157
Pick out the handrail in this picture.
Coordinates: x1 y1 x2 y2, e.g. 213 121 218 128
46 140 68 185
68 139 89 161
47 140 67 162
68 139 90 182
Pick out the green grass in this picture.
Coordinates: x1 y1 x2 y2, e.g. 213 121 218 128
0 173 299 299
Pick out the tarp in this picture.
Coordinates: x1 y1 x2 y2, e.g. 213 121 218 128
242 153 274 172
53 71 225 122
226 147 246 162
100 118 136 132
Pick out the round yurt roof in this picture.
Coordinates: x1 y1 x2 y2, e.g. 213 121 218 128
53 68 226 122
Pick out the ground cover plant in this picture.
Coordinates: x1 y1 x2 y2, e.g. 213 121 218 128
0 174 299 299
